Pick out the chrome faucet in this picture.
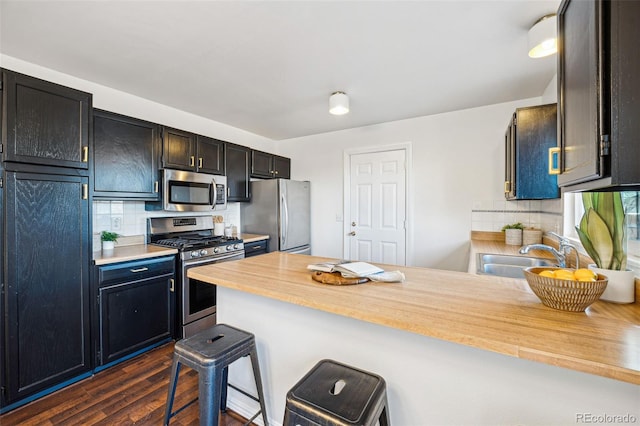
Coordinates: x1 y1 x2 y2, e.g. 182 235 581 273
519 232 580 269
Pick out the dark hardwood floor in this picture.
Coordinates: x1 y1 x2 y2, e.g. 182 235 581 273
0 343 252 425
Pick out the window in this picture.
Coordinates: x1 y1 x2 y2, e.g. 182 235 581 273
565 191 640 267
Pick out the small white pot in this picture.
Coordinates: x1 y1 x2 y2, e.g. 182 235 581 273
102 241 115 251
588 264 636 304
504 229 523 246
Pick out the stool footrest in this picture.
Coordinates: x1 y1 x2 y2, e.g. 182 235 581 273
166 396 198 421
228 382 260 403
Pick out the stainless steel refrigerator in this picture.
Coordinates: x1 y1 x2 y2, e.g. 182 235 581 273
241 179 311 254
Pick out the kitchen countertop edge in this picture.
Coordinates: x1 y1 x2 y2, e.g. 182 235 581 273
93 244 178 265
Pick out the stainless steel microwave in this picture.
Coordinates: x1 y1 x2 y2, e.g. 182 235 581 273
162 169 227 212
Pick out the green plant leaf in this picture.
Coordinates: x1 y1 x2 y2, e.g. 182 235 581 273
582 192 594 213
576 225 602 267
585 209 614 269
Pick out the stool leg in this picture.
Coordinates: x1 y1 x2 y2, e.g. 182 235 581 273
163 357 182 426
199 365 224 426
379 395 390 426
249 347 269 426
220 366 229 412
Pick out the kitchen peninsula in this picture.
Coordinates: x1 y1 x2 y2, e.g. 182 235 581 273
188 252 640 425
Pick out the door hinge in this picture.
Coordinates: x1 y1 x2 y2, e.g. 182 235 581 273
0 177 3 188
0 143 3 153
600 134 610 156
513 116 517 126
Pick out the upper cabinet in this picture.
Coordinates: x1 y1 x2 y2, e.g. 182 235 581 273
1 69 91 170
557 0 640 190
504 104 559 200
93 109 160 200
161 127 225 175
225 143 251 202
251 150 291 179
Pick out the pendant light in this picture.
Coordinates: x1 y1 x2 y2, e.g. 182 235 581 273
329 91 349 115
528 14 557 58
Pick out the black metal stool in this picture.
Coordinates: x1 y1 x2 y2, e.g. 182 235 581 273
164 324 269 426
283 359 390 426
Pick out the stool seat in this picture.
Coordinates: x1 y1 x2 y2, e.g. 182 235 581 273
164 324 269 426
284 359 390 426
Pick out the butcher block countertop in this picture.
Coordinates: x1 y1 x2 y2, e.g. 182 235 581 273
188 251 640 385
93 244 177 265
239 233 269 243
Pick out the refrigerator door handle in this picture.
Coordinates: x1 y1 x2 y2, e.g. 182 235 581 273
282 191 289 245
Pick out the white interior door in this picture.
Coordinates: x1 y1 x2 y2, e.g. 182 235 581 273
347 149 406 265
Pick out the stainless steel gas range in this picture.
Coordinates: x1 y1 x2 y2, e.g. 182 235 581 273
148 216 244 338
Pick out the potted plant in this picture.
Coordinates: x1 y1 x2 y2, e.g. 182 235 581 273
101 231 119 251
502 222 524 246
575 192 635 303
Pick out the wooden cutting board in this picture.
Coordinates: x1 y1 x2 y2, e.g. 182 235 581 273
311 271 368 285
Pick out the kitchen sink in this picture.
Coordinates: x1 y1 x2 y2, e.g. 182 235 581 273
476 253 556 279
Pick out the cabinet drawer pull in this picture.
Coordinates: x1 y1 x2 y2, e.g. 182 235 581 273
170 278 175 292
154 181 159 193
82 184 88 200
504 181 511 193
198 157 203 168
190 156 195 167
548 147 560 175
82 146 88 163
130 267 149 273
252 245 262 250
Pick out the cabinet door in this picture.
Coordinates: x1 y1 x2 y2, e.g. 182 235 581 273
514 105 559 199
273 155 291 179
98 275 173 365
557 0 604 186
162 127 196 171
251 150 273 178
2 70 91 169
3 171 90 405
504 116 516 199
93 110 160 200
197 136 225 175
226 143 251 202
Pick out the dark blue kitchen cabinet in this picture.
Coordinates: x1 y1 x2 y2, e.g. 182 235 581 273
504 103 559 200
95 256 175 368
1 69 92 413
557 0 640 191
2 170 91 410
2 69 91 170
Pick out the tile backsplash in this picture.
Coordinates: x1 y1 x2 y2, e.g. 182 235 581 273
92 201 241 250
471 198 563 233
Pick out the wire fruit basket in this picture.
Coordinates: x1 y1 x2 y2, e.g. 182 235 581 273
523 267 608 312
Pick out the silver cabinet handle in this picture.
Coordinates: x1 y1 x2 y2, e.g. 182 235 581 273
130 267 149 273
349 231 356 236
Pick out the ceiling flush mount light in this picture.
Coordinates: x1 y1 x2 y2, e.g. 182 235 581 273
329 91 349 115
528 14 557 58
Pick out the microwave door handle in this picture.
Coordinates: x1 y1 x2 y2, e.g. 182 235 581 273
211 179 218 208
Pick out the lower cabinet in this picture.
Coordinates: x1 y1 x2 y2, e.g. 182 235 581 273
244 239 268 257
95 256 175 368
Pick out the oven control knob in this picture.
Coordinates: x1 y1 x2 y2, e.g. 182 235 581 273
191 251 200 258
213 247 220 253
200 249 207 256
226 245 233 251
234 244 239 249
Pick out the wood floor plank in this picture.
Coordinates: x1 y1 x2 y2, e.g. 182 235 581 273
0 343 253 426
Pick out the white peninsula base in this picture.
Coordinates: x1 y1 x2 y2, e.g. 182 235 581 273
217 286 639 426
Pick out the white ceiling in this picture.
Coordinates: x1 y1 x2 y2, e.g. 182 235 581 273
0 0 560 141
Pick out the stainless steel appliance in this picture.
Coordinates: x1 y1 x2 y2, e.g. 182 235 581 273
148 216 244 338
241 179 311 254
150 169 227 212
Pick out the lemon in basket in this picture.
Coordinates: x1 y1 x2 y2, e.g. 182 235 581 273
538 270 555 278
553 269 576 280
574 268 597 282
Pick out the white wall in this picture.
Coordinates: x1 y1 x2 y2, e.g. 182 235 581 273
278 97 543 271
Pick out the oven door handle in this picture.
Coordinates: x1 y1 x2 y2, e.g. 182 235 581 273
184 252 244 267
